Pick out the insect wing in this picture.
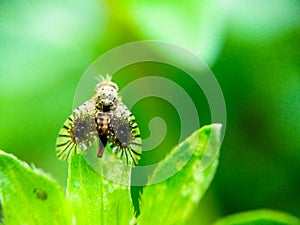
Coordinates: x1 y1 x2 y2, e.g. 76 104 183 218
56 100 97 160
108 101 142 166
56 115 78 160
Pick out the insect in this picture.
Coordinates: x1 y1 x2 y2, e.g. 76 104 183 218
56 75 142 166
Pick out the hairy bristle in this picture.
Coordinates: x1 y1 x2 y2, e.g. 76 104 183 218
97 74 112 83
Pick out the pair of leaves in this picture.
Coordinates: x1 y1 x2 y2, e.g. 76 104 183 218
67 124 221 225
0 150 134 225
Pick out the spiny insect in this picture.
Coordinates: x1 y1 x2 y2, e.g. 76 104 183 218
56 75 142 166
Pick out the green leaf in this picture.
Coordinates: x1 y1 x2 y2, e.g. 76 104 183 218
0 150 72 225
213 209 300 225
67 154 135 225
138 124 222 225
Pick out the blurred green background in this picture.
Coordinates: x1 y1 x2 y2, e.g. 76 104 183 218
0 0 299 224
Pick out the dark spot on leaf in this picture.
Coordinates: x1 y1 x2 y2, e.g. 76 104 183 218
33 188 48 201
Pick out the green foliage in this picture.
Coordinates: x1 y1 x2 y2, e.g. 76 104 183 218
138 124 221 225
0 124 221 224
1 124 300 225
1 0 300 220
213 209 300 225
0 150 72 225
67 154 134 225
0 124 300 225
